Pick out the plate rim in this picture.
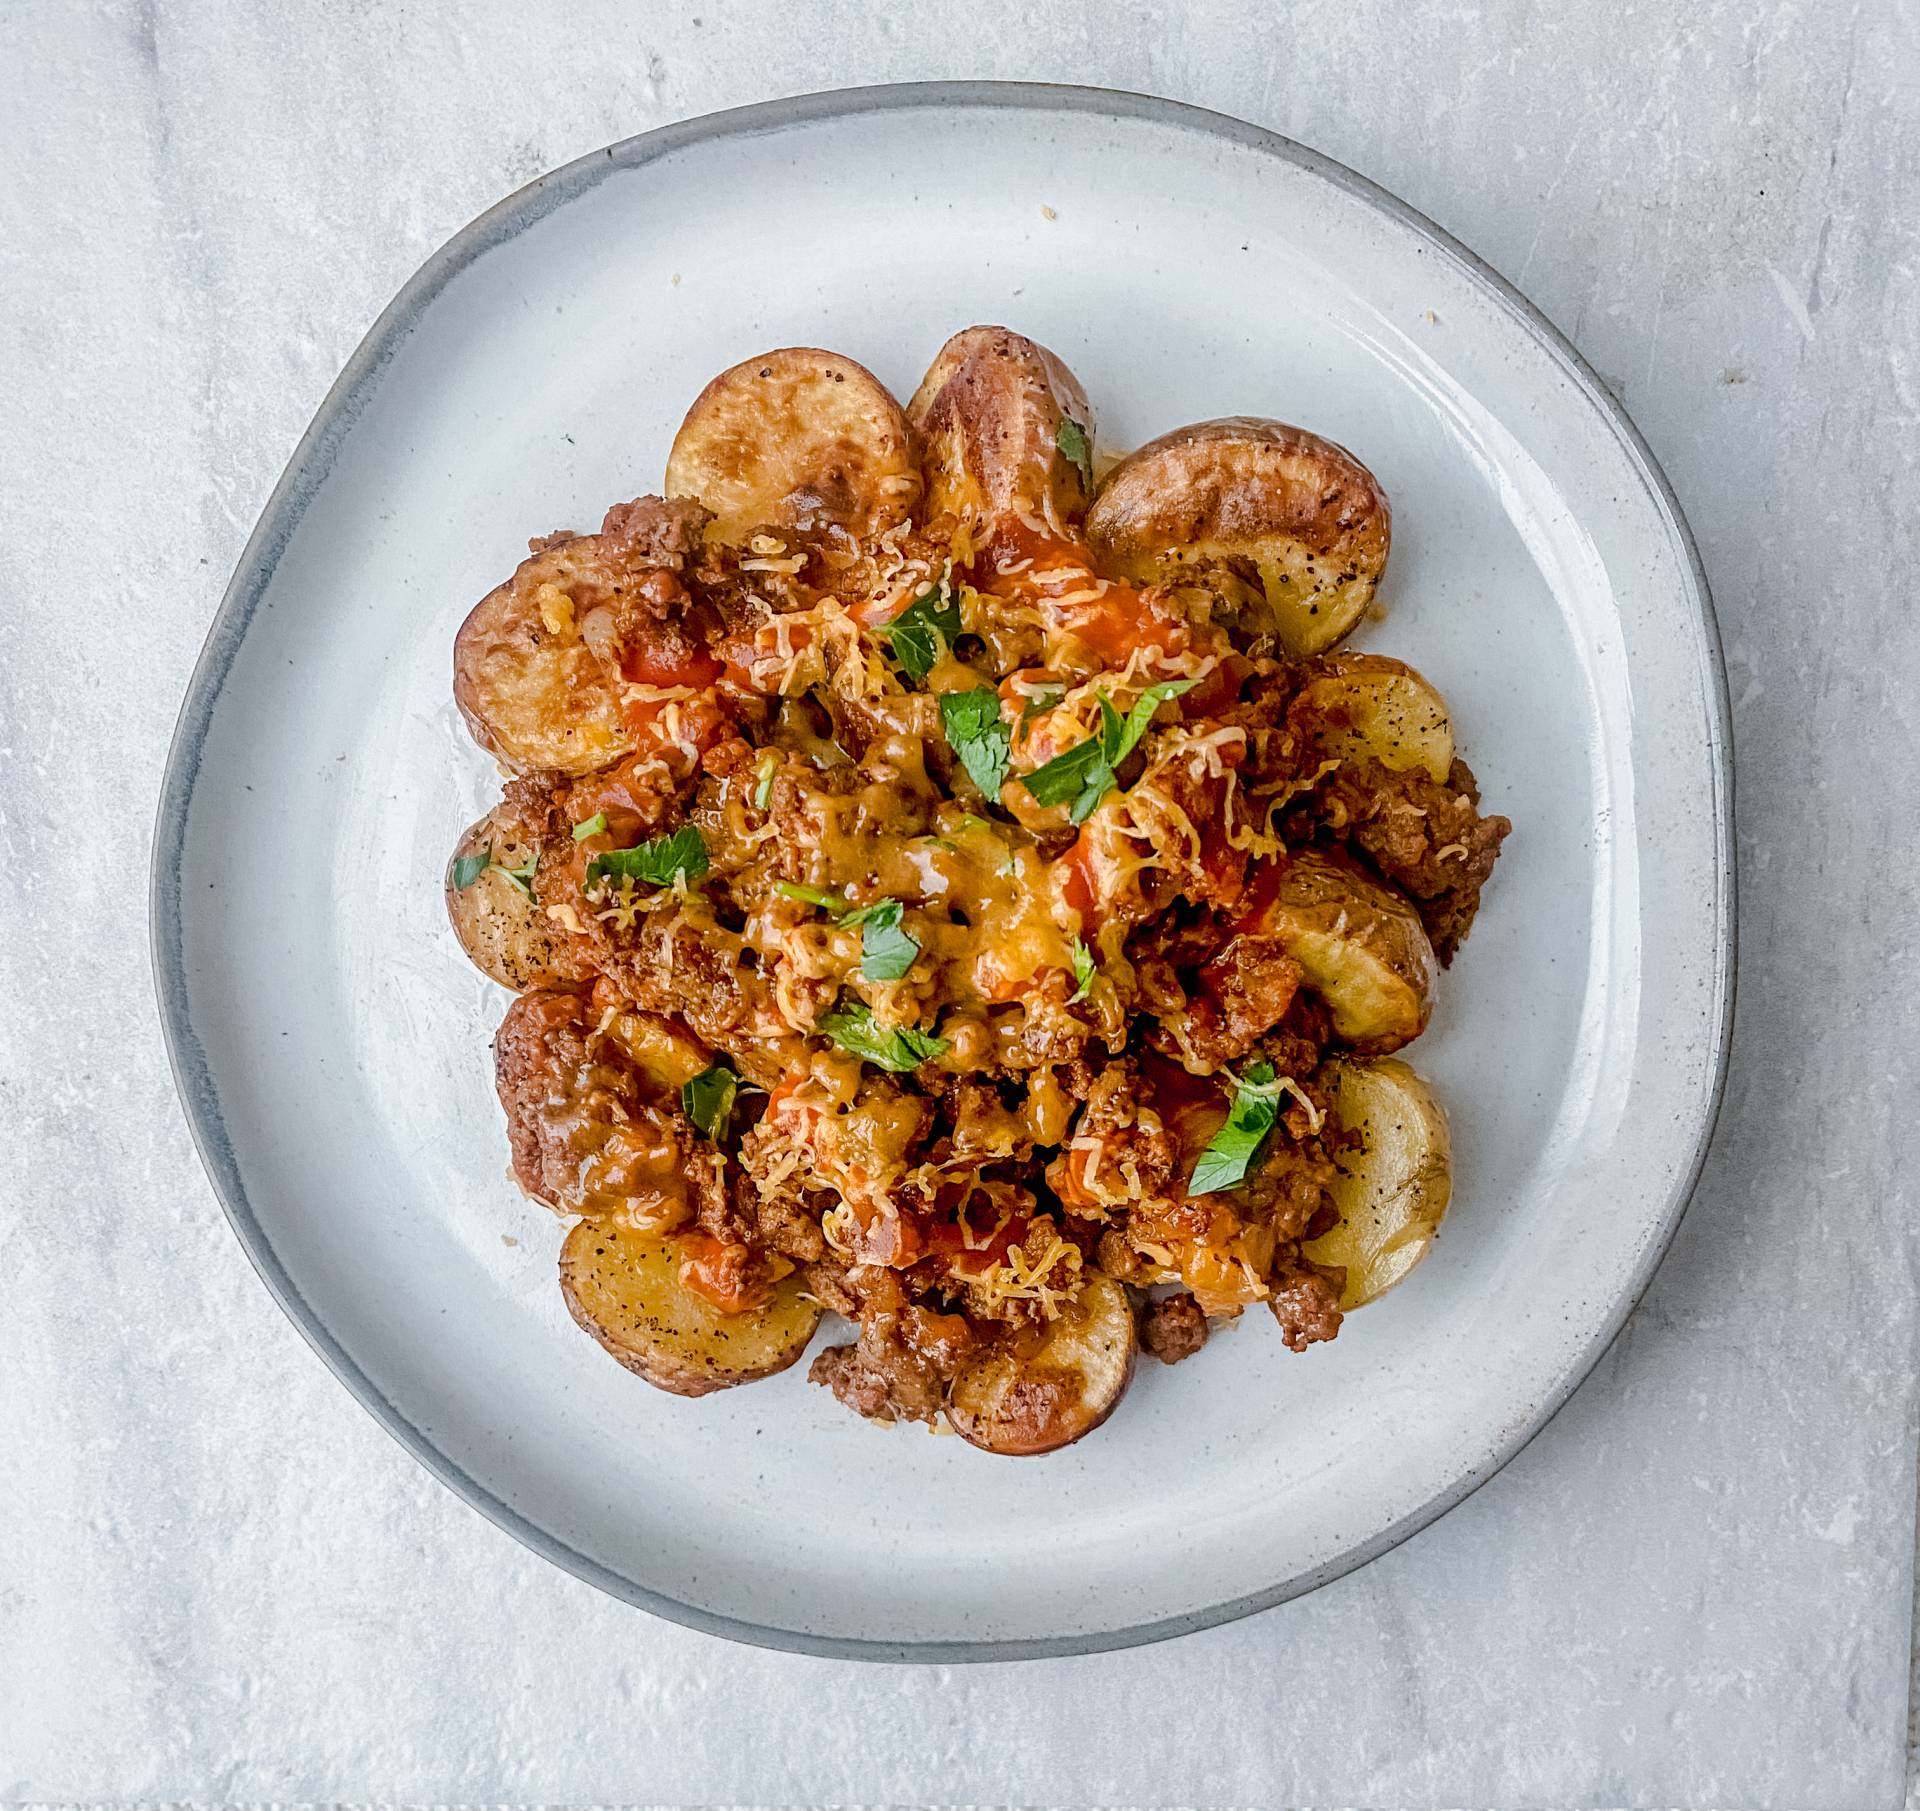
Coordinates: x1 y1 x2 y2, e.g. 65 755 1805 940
149 78 1737 1663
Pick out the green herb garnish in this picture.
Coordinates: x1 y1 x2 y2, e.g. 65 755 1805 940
752 752 778 811
1019 683 1066 726
1021 734 1113 824
819 1001 949 1073
682 1064 740 1141
1187 1061 1282 1196
1019 677 1198 824
1055 416 1094 490
570 812 608 842
498 854 540 897
886 570 962 681
776 886 921 980
1111 676 1200 763
451 849 490 890
1068 935 1096 1003
584 825 708 892
774 879 848 913
938 688 1012 802
846 898 920 981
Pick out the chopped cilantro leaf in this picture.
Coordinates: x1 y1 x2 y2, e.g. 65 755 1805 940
1018 677 1198 823
819 1001 949 1072
1055 416 1094 490
681 1064 739 1141
847 898 920 981
1020 735 1114 824
1188 1061 1281 1195
834 897 894 928
939 688 1012 801
1068 935 1096 1003
886 570 962 681
584 825 707 892
775 886 918 977
1111 676 1199 765
450 849 490 890
570 812 608 842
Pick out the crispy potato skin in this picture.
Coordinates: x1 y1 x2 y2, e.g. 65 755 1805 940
945 1270 1136 1455
1250 851 1437 1053
1086 417 1390 654
907 326 1094 535
454 552 636 777
445 807 593 993
1295 653 1455 784
1303 1058 1452 1308
453 499 717 777
561 1219 821 1397
666 348 918 544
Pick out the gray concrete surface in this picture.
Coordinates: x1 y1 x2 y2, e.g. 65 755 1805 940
2 0 1916 1804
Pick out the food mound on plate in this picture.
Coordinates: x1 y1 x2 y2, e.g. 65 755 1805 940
444 328 1510 1453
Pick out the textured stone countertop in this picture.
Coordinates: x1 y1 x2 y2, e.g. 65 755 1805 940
3 2 1917 1805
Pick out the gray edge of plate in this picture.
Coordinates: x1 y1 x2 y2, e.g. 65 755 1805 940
148 79 1737 1665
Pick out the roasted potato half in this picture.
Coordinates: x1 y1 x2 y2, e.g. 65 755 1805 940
1303 1058 1452 1308
1297 653 1454 783
445 808 589 992
907 326 1095 535
1252 852 1436 1052
453 542 639 776
946 1270 1135 1455
665 348 919 545
1086 417 1390 655
561 1219 822 1398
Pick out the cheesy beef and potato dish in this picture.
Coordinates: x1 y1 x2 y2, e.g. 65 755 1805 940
445 328 1509 1454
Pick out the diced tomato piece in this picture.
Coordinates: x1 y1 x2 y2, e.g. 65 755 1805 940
1231 856 1288 935
622 633 724 692
677 1232 773 1313
1058 836 1098 930
1183 652 1250 717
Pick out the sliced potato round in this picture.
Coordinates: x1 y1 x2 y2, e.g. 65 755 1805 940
1303 1058 1452 1308
1256 852 1436 1052
453 542 639 776
1297 653 1454 784
445 808 586 992
907 326 1094 534
946 1270 1135 1455
665 348 918 545
1086 417 1390 655
560 1219 821 1398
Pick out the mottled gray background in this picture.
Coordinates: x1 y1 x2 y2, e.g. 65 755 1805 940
3 0 1917 1805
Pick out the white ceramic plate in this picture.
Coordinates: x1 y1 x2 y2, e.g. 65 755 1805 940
153 84 1732 1659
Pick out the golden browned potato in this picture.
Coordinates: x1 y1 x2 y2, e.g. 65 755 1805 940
444 807 589 992
1254 852 1436 1052
1086 417 1390 654
665 348 919 544
1303 1058 1452 1308
453 541 641 777
1297 653 1454 783
946 1270 1135 1454
560 1219 822 1398
906 326 1094 535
